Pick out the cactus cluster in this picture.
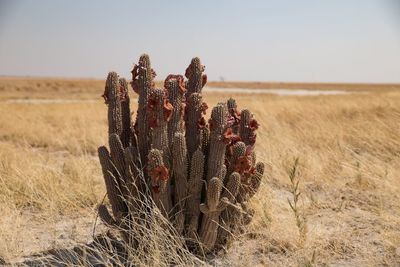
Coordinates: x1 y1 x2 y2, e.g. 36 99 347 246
98 54 264 252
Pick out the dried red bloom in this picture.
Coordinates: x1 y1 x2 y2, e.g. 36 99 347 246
201 102 208 115
242 166 256 184
249 119 259 131
102 85 109 104
185 65 192 79
177 76 186 93
231 135 241 144
233 109 241 119
235 156 252 175
163 100 173 122
119 85 127 102
227 116 235 126
248 133 257 146
164 74 186 94
197 117 207 129
149 165 169 181
248 166 256 175
201 74 207 87
131 80 139 94
149 165 169 194
245 145 253 156
147 95 158 111
131 64 139 80
151 69 157 79
223 127 239 145
101 94 108 104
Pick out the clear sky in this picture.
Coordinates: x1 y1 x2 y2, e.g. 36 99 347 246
0 0 399 83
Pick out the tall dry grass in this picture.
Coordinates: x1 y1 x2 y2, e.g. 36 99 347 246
0 78 399 265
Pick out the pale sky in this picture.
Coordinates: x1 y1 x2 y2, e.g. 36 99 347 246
0 0 399 83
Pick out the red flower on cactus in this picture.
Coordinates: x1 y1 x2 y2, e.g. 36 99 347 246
242 166 256 184
147 95 158 111
178 77 186 93
201 74 207 87
245 145 253 156
232 108 241 120
185 65 192 79
151 68 157 79
131 81 139 94
201 102 208 115
130 64 140 94
149 165 169 182
223 127 240 145
119 85 127 102
197 117 207 129
249 133 257 146
163 100 173 122
164 74 185 93
249 119 259 131
131 64 139 80
235 156 252 175
227 116 235 126
101 92 109 104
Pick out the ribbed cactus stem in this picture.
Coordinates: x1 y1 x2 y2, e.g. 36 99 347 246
221 172 241 202
206 104 228 182
199 177 229 251
98 146 127 220
217 172 241 245
123 147 142 210
185 93 207 159
185 57 207 95
119 78 131 148
227 141 247 176
237 162 265 203
200 127 210 156
165 75 186 145
185 149 205 240
98 204 117 226
103 72 122 137
239 109 251 144
109 134 126 180
172 132 189 234
239 109 259 147
148 88 171 166
227 98 240 134
132 54 155 167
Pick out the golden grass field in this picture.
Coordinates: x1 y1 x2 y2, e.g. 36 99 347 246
0 77 399 266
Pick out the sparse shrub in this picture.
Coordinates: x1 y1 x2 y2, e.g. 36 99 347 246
286 157 307 246
97 54 265 259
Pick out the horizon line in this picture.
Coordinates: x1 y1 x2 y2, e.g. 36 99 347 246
1 75 400 86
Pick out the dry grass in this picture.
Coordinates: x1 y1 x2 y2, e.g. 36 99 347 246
0 77 399 266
